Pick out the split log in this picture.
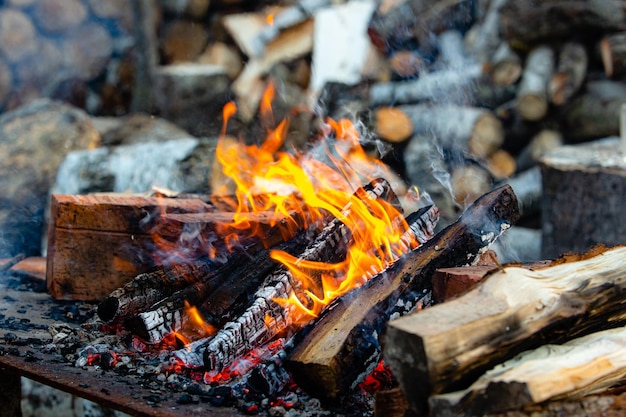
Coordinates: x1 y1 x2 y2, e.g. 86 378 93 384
286 185 519 400
549 42 587 106
398 104 504 159
516 46 555 122
247 0 331 58
197 42 243 80
540 138 626 258
490 42 522 87
384 245 626 415
500 0 626 46
369 63 484 106
171 178 408 367
432 265 497 303
560 80 626 143
430 326 626 416
46 194 212 301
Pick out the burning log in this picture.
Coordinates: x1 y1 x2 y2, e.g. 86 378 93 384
287 185 519 400
430 326 626 416
384 245 626 415
516 45 555 122
549 42 588 106
171 178 405 367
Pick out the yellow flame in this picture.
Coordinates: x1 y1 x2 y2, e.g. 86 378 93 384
212 82 420 325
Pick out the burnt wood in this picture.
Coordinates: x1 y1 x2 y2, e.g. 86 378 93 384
286 185 519 401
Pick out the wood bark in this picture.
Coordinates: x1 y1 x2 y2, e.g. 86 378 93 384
0 370 22 417
549 42 587 106
374 387 409 417
601 32 626 79
516 46 555 121
465 0 506 63
287 185 519 401
490 42 522 87
384 245 626 415
499 0 626 46
540 138 626 258
559 81 626 143
430 326 626 416
398 104 504 159
369 64 483 106
46 194 212 301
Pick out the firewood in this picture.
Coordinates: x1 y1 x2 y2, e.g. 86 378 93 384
0 59 12 106
450 164 493 206
197 42 243 80
0 9 38 63
231 19 313 121
549 42 587 106
374 387 409 417
500 166 541 218
373 106 414 143
487 149 516 179
247 0 331 58
46 194 213 301
398 104 504 159
500 0 626 46
8 257 46 282
465 0 506 63
516 46 555 121
171 178 408 367
161 19 208 64
540 138 626 258
490 42 522 87
384 244 626 415
32 0 87 33
59 22 113 81
437 30 468 69
369 63 484 106
602 32 626 79
430 326 626 416
287 185 519 400
309 1 377 95
389 50 425 78
560 80 626 143
516 129 563 172
432 265 497 303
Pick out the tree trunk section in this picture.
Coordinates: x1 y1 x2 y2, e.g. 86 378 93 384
540 138 626 258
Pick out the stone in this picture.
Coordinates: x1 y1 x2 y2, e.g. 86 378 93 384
0 99 100 256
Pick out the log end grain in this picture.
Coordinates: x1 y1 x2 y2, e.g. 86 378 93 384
374 106 414 143
469 112 505 158
517 94 548 122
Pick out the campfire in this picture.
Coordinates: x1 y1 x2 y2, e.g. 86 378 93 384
41 88 519 416
4 0 626 416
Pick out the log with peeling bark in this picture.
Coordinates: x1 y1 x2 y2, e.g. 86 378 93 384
549 42 587 106
516 46 554 122
430 326 626 416
170 178 407 367
46 194 213 301
369 63 484 106
286 185 519 400
500 0 626 46
398 104 504 159
601 32 626 79
384 245 626 415
465 0 506 63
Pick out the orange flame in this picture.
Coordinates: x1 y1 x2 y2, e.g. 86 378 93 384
210 82 422 325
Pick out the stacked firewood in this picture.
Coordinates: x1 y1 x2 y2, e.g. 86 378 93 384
150 0 626 256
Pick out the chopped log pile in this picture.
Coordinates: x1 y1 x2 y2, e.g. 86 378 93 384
385 245 626 416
